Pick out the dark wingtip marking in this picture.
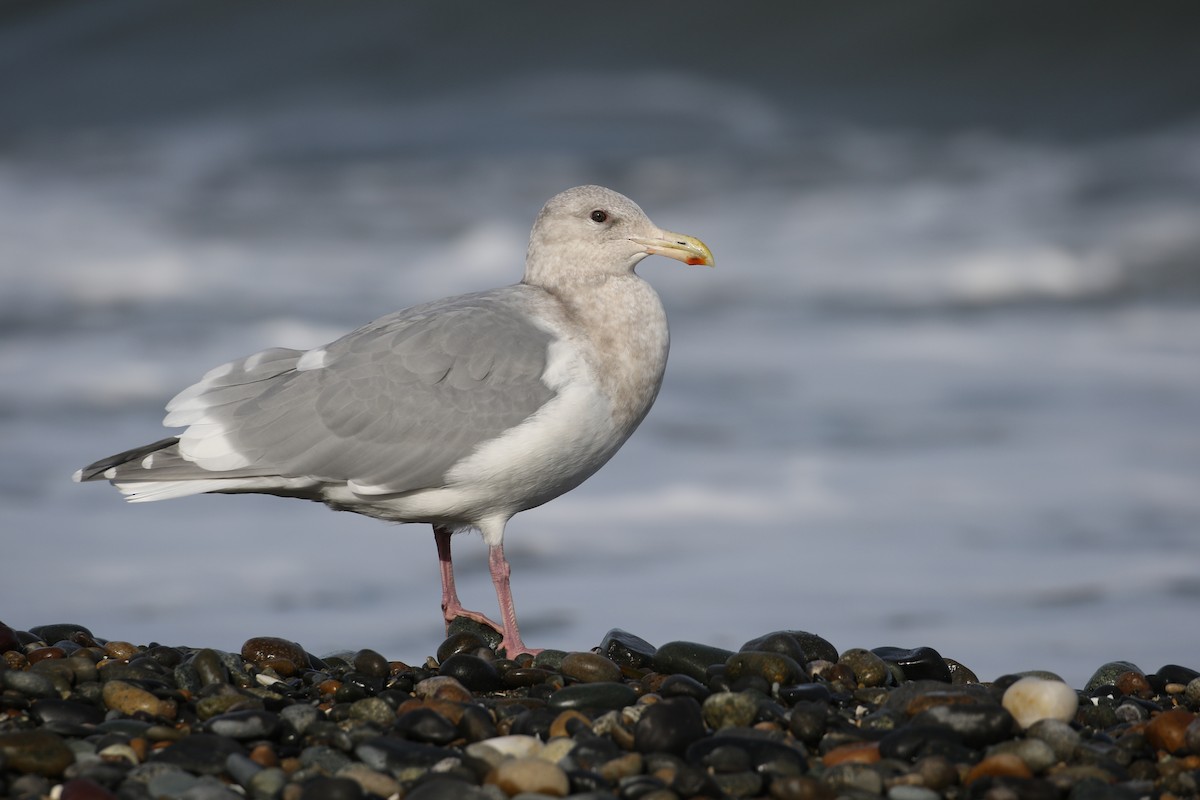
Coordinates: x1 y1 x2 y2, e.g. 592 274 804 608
75 436 181 482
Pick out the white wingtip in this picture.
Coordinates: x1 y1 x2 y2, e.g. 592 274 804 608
71 468 83 483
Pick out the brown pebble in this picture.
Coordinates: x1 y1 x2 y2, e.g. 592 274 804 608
906 690 981 716
598 751 644 782
414 675 473 703
965 753 1033 784
1146 708 1196 754
0 730 77 777
1116 670 1153 699
60 778 117 800
26 646 67 665
549 710 591 739
769 775 836 800
102 680 175 720
249 743 278 768
127 738 148 763
240 636 308 673
395 697 467 724
316 679 342 696
102 641 139 661
822 741 880 766
279 756 302 775
560 651 622 683
4 650 28 670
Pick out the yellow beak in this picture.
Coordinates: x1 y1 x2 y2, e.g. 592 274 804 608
630 231 715 267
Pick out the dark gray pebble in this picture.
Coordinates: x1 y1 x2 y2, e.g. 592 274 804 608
395 708 458 744
910 704 1016 749
190 649 230 687
549 681 638 711
439 653 501 691
445 617 502 652
2 669 60 699
634 696 706 755
741 630 837 665
872 646 953 683
355 736 453 772
299 776 364 800
659 673 711 702
501 666 555 688
599 628 658 669
352 648 389 678
1085 661 1143 693
150 734 245 775
28 623 94 646
880 724 972 762
31 699 103 728
436 631 488 663
652 641 734 682
205 709 279 740
686 734 808 774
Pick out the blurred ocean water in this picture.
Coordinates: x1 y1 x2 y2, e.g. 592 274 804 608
2 1 1198 684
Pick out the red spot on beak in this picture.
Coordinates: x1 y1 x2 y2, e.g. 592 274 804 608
686 257 707 266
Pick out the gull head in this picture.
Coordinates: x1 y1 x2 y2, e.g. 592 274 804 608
524 185 714 287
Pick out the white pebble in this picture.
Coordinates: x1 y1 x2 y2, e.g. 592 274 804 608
1002 676 1079 728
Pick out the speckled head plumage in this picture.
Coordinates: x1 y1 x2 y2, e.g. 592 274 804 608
524 185 714 287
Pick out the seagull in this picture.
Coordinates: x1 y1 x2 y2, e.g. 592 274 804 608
75 185 714 656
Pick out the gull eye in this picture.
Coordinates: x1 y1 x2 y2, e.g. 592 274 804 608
589 209 609 224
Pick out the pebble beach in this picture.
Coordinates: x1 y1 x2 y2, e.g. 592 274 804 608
2 620 1198 800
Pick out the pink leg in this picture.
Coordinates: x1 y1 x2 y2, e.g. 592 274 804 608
488 541 541 658
434 525 503 634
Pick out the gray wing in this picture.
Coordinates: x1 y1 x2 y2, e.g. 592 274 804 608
160 288 557 493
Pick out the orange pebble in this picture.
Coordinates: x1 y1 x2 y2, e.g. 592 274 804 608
822 741 881 767
1146 708 1196 754
965 753 1032 785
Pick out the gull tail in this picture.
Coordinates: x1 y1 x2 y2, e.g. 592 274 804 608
73 437 293 503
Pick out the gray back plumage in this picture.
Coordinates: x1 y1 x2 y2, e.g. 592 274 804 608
90 288 557 494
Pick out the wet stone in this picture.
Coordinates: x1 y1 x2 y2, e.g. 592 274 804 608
191 649 231 686
838 648 891 687
561 651 623 683
28 623 94 646
726 651 805 686
1085 661 1143 693
298 775 364 800
652 641 735 682
0 730 76 777
600 628 657 669
241 637 308 675
348 696 395 728
702 691 759 730
205 709 280 740
32 698 104 730
872 646 953 683
2 669 60 699
502 666 555 688
439 653 501 691
435 631 489 663
549 681 638 711
912 703 1016 749
150 733 246 775
352 648 389 679
634 696 706 755
396 707 459 744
